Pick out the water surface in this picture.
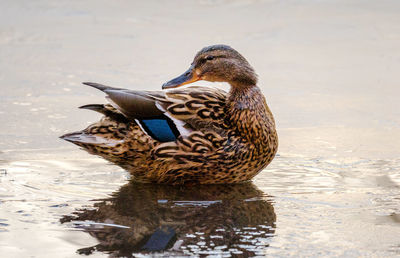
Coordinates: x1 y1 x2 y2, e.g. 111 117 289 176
1 0 400 257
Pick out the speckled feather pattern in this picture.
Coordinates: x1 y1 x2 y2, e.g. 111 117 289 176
65 86 278 184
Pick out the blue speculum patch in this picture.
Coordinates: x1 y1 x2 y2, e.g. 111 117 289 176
139 118 178 142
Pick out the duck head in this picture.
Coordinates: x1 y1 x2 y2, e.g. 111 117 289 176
162 44 258 89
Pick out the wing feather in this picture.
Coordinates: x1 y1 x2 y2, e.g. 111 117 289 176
84 82 227 138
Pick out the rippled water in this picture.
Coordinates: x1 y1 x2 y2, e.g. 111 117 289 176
1 0 400 257
1 153 399 256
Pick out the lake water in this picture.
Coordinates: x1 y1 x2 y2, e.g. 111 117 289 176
1 0 400 257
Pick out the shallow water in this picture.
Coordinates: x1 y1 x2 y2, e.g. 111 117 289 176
1 0 400 257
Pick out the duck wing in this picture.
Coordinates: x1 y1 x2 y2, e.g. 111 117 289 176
83 82 227 142
83 82 164 119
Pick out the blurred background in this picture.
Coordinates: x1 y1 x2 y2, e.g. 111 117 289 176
0 0 399 257
1 0 399 159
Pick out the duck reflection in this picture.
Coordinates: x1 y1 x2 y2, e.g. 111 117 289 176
61 182 276 257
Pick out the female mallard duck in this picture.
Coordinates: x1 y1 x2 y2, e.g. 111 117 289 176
61 45 278 184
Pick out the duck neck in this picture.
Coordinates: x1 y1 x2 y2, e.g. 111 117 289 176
226 84 276 144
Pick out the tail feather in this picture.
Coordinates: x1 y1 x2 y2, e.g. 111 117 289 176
82 82 123 92
79 104 129 123
59 131 86 143
79 104 106 113
60 131 123 147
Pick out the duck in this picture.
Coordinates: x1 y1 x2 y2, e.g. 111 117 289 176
60 44 278 184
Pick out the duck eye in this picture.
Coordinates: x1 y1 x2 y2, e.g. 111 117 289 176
206 55 215 61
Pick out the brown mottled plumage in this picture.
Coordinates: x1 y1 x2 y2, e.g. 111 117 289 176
61 45 278 184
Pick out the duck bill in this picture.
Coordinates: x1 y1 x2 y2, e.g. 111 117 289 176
162 65 200 89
